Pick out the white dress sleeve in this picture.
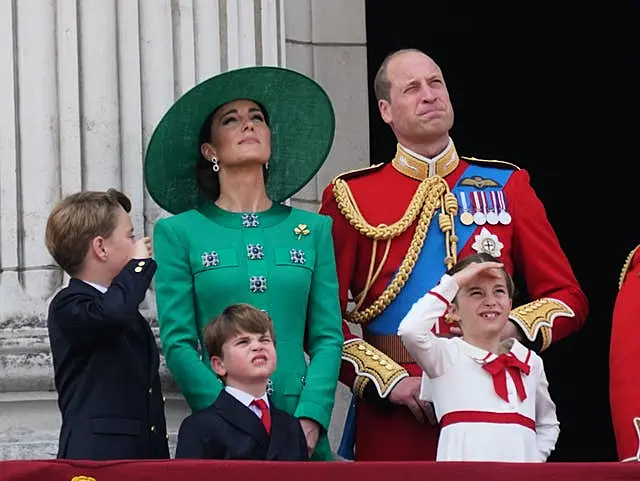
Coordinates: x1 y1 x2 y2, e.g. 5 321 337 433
397 274 459 378
534 356 561 461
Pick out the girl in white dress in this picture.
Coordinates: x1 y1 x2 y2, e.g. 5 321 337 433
397 252 559 462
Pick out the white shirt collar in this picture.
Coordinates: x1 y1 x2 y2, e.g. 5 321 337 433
225 385 269 408
400 137 454 163
453 337 530 365
82 280 108 293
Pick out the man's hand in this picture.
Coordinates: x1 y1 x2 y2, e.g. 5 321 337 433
448 324 463 337
132 236 153 259
299 418 320 457
500 320 523 342
388 377 437 424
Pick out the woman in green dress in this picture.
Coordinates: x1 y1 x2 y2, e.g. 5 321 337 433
144 67 343 461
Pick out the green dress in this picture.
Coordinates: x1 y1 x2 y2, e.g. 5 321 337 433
153 202 343 460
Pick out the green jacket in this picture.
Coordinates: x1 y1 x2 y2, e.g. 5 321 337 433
153 202 343 460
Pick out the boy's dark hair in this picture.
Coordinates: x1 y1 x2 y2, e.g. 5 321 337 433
203 303 276 359
447 252 516 298
45 189 131 276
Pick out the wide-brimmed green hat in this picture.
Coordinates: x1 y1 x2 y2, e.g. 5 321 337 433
144 66 335 214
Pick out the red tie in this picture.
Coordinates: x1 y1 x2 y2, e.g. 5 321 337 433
482 353 531 402
251 399 271 434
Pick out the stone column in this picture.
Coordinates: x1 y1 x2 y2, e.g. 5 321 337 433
0 0 285 460
283 0 369 455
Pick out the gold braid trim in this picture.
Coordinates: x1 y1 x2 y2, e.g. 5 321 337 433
343 339 409 398
333 176 458 324
509 298 575 351
539 326 552 351
619 245 640 290
353 375 369 398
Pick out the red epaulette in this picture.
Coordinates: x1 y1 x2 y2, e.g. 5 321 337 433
331 163 386 184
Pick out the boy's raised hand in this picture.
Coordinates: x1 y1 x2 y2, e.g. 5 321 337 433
132 236 153 259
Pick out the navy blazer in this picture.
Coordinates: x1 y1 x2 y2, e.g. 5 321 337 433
175 390 308 461
47 258 169 460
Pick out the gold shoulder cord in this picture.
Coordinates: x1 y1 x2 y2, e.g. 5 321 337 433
619 245 640 290
333 175 458 324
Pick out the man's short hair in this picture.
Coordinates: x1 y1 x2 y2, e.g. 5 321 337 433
203 303 276 359
45 188 131 276
373 48 427 102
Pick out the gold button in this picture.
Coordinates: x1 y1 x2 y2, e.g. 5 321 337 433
150 425 156 433
134 267 143 273
138 261 146 267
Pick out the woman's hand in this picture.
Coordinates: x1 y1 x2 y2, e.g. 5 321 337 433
299 417 321 457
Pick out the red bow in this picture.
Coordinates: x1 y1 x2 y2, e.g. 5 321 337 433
482 353 531 402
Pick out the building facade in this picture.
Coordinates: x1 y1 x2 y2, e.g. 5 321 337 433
0 0 369 459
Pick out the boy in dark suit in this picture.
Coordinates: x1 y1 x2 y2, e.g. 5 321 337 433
175 303 309 460
45 189 169 460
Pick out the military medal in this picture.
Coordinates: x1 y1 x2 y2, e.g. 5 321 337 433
486 191 499 225
458 192 474 226
472 191 486 225
497 191 512 225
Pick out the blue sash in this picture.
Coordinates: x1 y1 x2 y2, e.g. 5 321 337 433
338 163 514 460
367 164 514 334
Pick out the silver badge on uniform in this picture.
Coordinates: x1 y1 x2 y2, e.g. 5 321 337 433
471 227 504 257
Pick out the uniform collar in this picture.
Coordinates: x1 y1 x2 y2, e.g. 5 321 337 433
391 139 459 180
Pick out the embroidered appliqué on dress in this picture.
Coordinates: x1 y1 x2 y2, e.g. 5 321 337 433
249 275 267 292
242 213 260 228
289 248 306 264
266 378 274 396
247 244 264 260
201 251 219 267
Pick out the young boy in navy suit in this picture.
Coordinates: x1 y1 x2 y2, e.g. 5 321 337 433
175 303 309 460
45 189 169 460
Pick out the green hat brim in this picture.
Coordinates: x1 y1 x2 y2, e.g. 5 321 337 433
144 66 335 214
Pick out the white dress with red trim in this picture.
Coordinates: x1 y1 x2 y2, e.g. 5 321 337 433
398 274 560 462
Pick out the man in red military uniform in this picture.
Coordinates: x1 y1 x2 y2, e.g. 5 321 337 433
319 48 588 461
610 245 640 462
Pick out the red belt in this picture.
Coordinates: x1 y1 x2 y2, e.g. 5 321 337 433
440 411 536 431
